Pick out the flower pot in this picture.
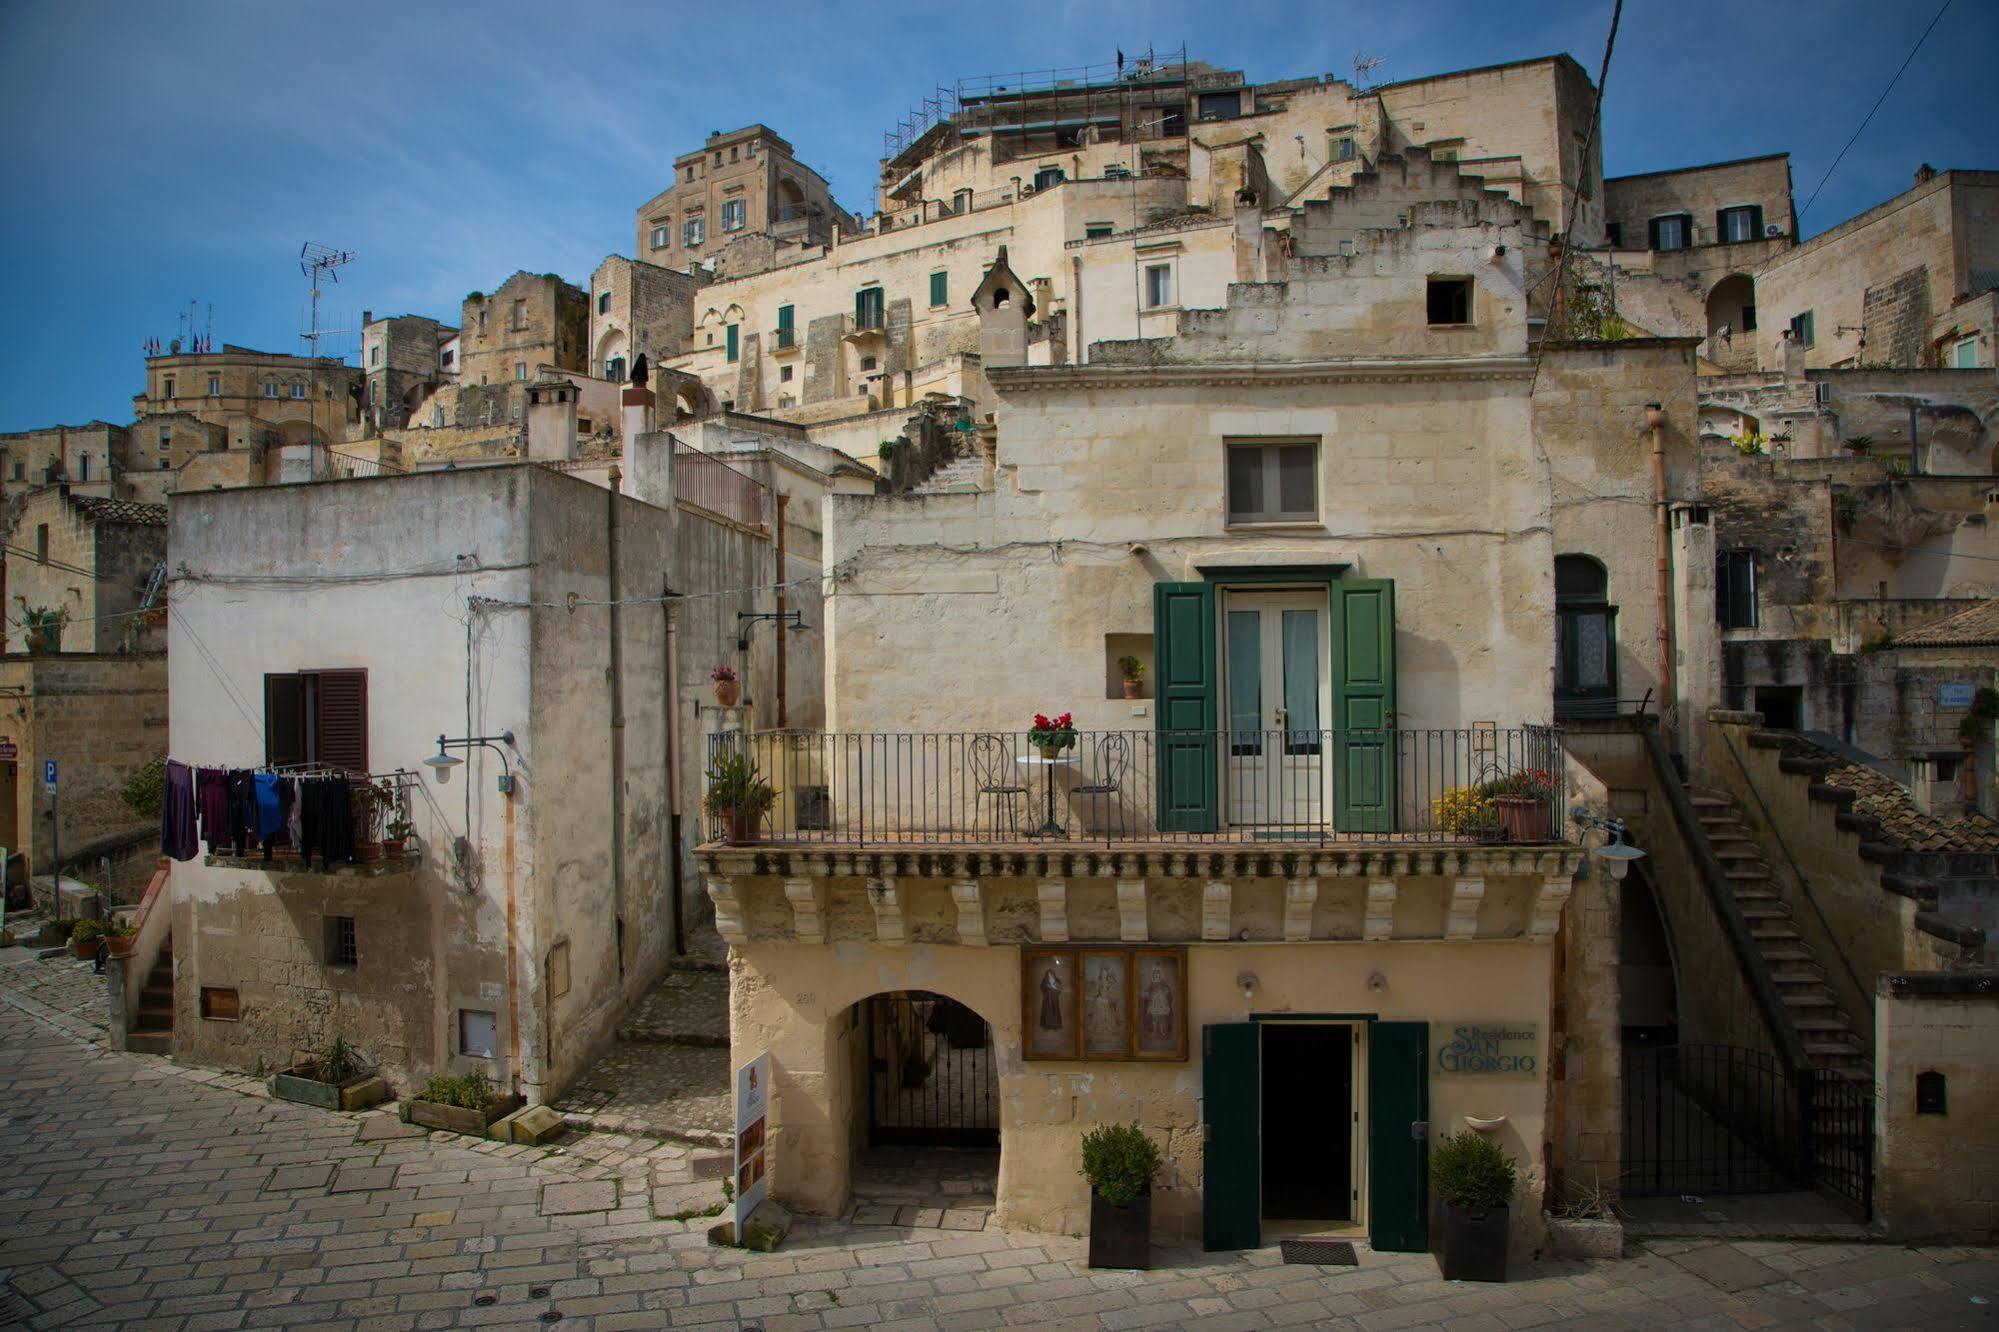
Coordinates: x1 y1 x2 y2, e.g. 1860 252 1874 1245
382 838 406 859
1037 742 1065 760
356 841 383 863
269 1063 388 1112
71 935 101 960
720 808 762 845
104 934 137 959
1492 796 1551 844
714 679 741 707
1088 1186 1151 1270
1438 1200 1509 1282
1121 679 1142 699
408 1093 519 1136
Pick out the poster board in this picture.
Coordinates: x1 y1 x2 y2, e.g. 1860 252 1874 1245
733 1052 771 1236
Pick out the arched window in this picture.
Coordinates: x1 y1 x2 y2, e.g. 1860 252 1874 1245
1555 555 1617 712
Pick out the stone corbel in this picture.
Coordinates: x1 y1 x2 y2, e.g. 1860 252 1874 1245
707 876 746 945
868 876 905 945
1037 880 1069 942
1446 877 1486 940
1202 881 1232 941
1529 874 1574 940
1117 880 1149 942
783 877 826 945
1283 878 1318 942
1363 879 1398 941
952 878 987 946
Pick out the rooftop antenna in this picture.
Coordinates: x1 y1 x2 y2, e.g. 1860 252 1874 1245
299 242 356 361
1353 52 1388 91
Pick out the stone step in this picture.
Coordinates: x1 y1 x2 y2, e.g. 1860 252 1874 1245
1737 902 1792 920
1750 924 1803 942
1771 968 1828 986
141 984 173 1006
1759 946 1817 963
1780 989 1839 1008
126 1030 172 1055
1793 1015 1858 1033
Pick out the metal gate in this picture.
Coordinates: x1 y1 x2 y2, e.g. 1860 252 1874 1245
1623 1044 1871 1213
865 992 999 1148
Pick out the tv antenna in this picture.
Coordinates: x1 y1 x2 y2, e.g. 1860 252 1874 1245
299 242 356 360
1353 52 1388 90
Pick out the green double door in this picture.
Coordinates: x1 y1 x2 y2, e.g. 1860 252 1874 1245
1154 579 1396 834
1202 1020 1429 1252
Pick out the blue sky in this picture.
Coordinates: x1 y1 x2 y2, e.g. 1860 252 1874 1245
1 0 1992 431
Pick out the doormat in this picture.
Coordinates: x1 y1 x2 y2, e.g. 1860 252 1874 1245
1279 1239 1358 1266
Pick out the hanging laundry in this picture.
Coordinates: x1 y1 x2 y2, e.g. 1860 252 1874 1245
284 778 303 849
195 767 229 853
253 772 283 840
160 760 198 862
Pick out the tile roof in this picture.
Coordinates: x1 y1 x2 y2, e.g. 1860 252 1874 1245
1777 734 1999 854
1894 599 1999 648
70 496 168 527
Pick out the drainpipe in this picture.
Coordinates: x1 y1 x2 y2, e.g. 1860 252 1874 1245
775 493 789 729
606 468 628 978
665 581 685 955
1071 256 1085 364
1647 402 1677 747
505 790 525 1098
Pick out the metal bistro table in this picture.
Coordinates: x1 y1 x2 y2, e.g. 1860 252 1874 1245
1015 752 1079 838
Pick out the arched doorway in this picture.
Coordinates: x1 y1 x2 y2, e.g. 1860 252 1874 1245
1706 274 1756 368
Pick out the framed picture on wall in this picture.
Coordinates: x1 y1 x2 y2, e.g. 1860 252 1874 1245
1022 946 1186 1061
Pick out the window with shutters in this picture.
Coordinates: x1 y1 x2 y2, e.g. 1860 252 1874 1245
1225 439 1318 524
1789 311 1815 348
1717 205 1764 244
1716 550 1758 628
928 270 948 308
1648 213 1692 251
264 669 369 771
855 286 885 330
725 324 739 362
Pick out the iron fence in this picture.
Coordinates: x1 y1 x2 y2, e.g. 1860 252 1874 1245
702 726 1563 846
865 992 999 1147
673 443 767 529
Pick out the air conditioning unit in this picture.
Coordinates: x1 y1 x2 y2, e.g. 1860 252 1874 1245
1765 225 1784 238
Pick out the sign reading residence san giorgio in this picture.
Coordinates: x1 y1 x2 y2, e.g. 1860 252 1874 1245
1433 1022 1540 1076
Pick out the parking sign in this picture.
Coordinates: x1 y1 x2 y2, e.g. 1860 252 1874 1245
43 760 56 793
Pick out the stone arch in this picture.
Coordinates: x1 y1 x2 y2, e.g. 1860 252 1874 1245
654 368 718 420
274 417 328 448
778 177 805 213
594 326 629 383
1706 273 1756 367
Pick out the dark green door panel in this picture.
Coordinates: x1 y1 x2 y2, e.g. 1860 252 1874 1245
1333 578 1397 833
1367 1021 1429 1252
1154 582 1218 832
1202 1022 1260 1250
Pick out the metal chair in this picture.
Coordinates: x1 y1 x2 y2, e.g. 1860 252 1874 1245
968 734 1028 838
1072 732 1129 836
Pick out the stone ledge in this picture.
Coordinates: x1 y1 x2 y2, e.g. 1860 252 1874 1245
697 842 1584 881
202 854 418 878
1879 967 1999 998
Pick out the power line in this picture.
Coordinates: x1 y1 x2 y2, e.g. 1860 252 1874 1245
1797 0 1954 221
1534 0 1623 375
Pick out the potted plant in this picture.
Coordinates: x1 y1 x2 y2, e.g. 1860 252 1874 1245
406 1070 519 1135
269 1036 389 1111
1029 712 1077 760
711 664 741 708
1080 1122 1162 1270
21 604 67 655
1116 656 1145 700
1432 785 1499 840
1842 435 1873 456
1432 1129 1516 1282
1478 768 1559 843
383 816 414 859
103 921 139 958
69 917 107 960
705 750 776 845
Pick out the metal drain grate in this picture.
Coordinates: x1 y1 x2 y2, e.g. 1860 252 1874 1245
1279 1239 1358 1266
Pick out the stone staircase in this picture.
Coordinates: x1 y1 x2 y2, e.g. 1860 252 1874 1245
1687 790 1870 1078
913 443 986 494
128 936 173 1055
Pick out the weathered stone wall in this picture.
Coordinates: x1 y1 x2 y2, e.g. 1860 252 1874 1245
459 273 589 388
133 347 364 447
1603 156 1795 250
1874 971 1999 1242
0 423 124 498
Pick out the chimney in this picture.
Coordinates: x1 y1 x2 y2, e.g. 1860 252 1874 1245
1915 163 1937 186
363 309 374 327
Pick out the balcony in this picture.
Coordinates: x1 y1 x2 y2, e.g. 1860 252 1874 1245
202 768 420 876
771 326 799 356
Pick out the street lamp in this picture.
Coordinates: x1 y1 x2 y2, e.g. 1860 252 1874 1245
1571 806 1647 881
423 732 517 793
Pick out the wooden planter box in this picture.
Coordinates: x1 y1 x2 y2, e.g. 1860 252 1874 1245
269 1063 388 1111
408 1094 520 1136
1438 1201 1509 1282
1087 1187 1151 1270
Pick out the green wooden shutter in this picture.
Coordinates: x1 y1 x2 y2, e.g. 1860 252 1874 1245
1154 581 1217 832
1367 1021 1429 1252
929 271 948 307
725 324 739 363
1332 578 1396 833
1202 1022 1260 1251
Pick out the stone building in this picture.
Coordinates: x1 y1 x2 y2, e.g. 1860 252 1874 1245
133 344 364 450
457 272 589 388
0 421 124 497
2 490 166 656
587 256 701 384
361 313 456 431
634 125 858 268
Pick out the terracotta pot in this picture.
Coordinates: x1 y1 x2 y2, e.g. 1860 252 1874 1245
382 838 406 858
714 679 741 707
720 808 762 845
105 934 137 959
1121 679 1142 699
1037 742 1066 760
356 841 384 863
71 935 101 960
1493 796 1552 844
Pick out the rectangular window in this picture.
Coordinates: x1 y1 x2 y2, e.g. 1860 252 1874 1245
779 364 793 382
369 346 380 366
725 324 739 362
775 303 794 349
683 217 705 246
199 987 240 1021
1143 263 1173 309
650 225 669 250
163 377 175 399
1225 439 1318 524
953 188 972 214
289 383 305 399
459 1009 499 1058
35 524 49 563
79 455 88 482
262 381 279 398
1716 550 1759 629
1717 205 1764 244
511 299 527 331
1953 338 1979 368
263 669 368 771
1790 311 1815 348
722 198 746 231
1427 276 1472 325
207 375 221 395
1085 222 1113 239
515 362 527 380
325 915 358 967
1198 90 1241 120
1604 222 1622 248
855 286 885 330
547 942 571 999
929 271 948 307
1333 135 1356 162
1649 213 1692 251
1033 166 1065 191
597 291 610 314
159 427 172 448
1742 304 1758 332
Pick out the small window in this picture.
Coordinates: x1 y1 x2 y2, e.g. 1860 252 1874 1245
650 225 669 250
35 523 49 563
725 324 739 363
1033 166 1065 191
722 198 746 232
289 383 305 399
775 304 795 349
515 362 527 380
433 405 445 426
1953 338 1979 369
1143 263 1173 309
11 463 21 481
325 915 358 967
855 286 885 330
1225 439 1318 524
1717 550 1758 629
1650 214 1692 251
953 188 972 214
1604 222 1622 248
200 987 240 1020
78 455 89 482
207 375 221 395
159 427 172 448
1085 222 1113 240
1742 304 1758 332
684 166 694 183
459 1009 499 1058
779 364 793 383
163 377 175 399
511 299 527 331
860 355 877 372
604 356 624 384
597 291 611 314
262 381 279 398
684 217 705 246
929 271 948 307
1717 205 1764 244
1332 135 1356 162
158 459 170 470
1790 311 1815 349
1427 277 1472 325
577 417 593 434
713 151 721 166
1917 1070 1947 1115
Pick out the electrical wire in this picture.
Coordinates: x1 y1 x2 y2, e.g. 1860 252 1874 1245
173 557 533 588
0 545 121 583
1533 0 1623 373
1797 0 1955 222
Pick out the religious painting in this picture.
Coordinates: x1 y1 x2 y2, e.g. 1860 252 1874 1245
1023 951 1078 1058
1082 953 1129 1056
1133 951 1186 1060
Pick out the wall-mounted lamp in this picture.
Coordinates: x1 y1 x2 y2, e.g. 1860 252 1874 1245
1571 806 1646 880
423 731 517 793
1237 971 1259 1004
1368 971 1388 994
736 609 806 653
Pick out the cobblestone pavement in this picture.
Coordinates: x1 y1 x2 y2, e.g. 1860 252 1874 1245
2 1002 1998 1329
0 936 111 1036
556 961 733 1145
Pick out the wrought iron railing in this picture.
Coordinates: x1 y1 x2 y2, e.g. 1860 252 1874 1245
673 442 767 528
315 445 403 479
702 726 1564 847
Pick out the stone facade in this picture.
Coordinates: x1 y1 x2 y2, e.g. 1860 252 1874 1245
1603 154 1795 253
361 313 454 431
133 345 364 449
1874 970 1999 1242
635 125 856 268
0 422 123 498
587 256 700 384
2 489 166 655
457 272 589 389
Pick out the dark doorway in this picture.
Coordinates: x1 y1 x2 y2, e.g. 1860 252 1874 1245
1754 686 1802 731
1260 1023 1353 1221
865 993 998 1148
